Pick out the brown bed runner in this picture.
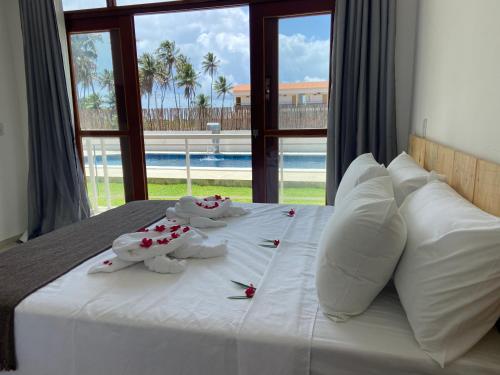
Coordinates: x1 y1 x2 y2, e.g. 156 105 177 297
0 200 174 371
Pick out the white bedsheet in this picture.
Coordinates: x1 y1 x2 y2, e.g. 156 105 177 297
9 203 331 375
5 203 500 375
311 282 500 375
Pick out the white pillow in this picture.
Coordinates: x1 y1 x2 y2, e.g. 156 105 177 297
316 176 407 321
387 151 445 206
394 181 500 367
335 153 388 206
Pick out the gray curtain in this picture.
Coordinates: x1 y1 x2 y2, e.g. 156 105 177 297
326 0 397 205
19 0 90 238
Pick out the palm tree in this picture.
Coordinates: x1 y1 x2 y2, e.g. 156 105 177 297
214 75 234 129
138 52 158 124
71 34 101 100
154 61 170 128
98 69 116 126
156 40 180 110
176 60 200 110
83 93 103 110
202 52 220 108
196 94 210 128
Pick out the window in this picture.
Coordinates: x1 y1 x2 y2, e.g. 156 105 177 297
134 7 252 202
64 0 333 210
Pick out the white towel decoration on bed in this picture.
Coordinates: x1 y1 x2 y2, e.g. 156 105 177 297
144 256 187 274
166 195 249 228
87 218 227 275
87 256 136 274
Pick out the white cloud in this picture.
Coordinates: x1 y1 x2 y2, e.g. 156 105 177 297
75 6 330 107
278 33 330 83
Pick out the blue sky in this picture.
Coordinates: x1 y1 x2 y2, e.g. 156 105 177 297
67 3 331 108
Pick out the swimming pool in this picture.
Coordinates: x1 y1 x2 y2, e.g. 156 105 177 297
88 153 326 170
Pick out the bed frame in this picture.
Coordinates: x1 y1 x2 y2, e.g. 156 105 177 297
409 135 500 216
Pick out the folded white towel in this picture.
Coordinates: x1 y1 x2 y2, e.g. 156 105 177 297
166 195 249 228
144 256 186 274
87 256 137 274
88 217 227 275
113 223 196 262
171 237 228 259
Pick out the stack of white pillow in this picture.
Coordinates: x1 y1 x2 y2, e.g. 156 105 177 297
316 151 500 367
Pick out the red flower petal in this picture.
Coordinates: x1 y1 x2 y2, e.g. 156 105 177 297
273 240 280 247
103 260 110 265
170 225 181 232
140 238 153 248
214 194 222 200
157 238 169 245
108 262 113 266
155 225 166 232
182 226 190 233
171 232 180 239
245 287 256 298
138 227 149 232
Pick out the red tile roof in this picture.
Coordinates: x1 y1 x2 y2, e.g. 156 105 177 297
232 81 329 93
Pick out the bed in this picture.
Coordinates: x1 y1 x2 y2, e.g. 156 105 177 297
2 136 500 374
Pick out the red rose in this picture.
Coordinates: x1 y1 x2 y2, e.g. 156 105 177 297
170 225 181 232
273 240 280 247
171 232 180 239
140 238 153 248
154 225 166 232
288 209 296 217
157 238 169 245
245 285 256 298
182 226 190 233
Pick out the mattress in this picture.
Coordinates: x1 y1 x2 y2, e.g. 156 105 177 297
5 203 500 375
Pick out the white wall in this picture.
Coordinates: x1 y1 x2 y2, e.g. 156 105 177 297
395 0 419 153
0 0 28 242
411 0 500 163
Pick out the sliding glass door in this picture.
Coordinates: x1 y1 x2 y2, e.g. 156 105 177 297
251 0 333 204
67 17 147 213
134 6 253 202
63 0 334 210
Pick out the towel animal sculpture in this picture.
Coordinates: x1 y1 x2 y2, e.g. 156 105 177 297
88 218 227 275
166 195 249 228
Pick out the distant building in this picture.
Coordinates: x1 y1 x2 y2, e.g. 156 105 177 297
232 81 329 106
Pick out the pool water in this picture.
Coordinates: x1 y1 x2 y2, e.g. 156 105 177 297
89 153 326 169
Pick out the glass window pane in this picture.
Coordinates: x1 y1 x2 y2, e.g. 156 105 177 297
135 6 252 202
278 137 326 205
82 137 126 213
278 14 331 129
62 0 107 11
70 31 122 131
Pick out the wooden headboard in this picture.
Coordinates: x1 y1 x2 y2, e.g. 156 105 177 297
409 135 500 216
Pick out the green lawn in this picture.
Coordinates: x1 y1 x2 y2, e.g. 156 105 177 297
87 182 326 209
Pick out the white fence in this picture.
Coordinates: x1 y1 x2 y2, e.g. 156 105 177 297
84 132 326 211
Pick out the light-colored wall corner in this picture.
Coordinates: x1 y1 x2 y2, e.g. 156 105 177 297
0 0 28 242
395 0 419 154
411 0 500 163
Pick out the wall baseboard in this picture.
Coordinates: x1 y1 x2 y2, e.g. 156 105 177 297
0 234 22 249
